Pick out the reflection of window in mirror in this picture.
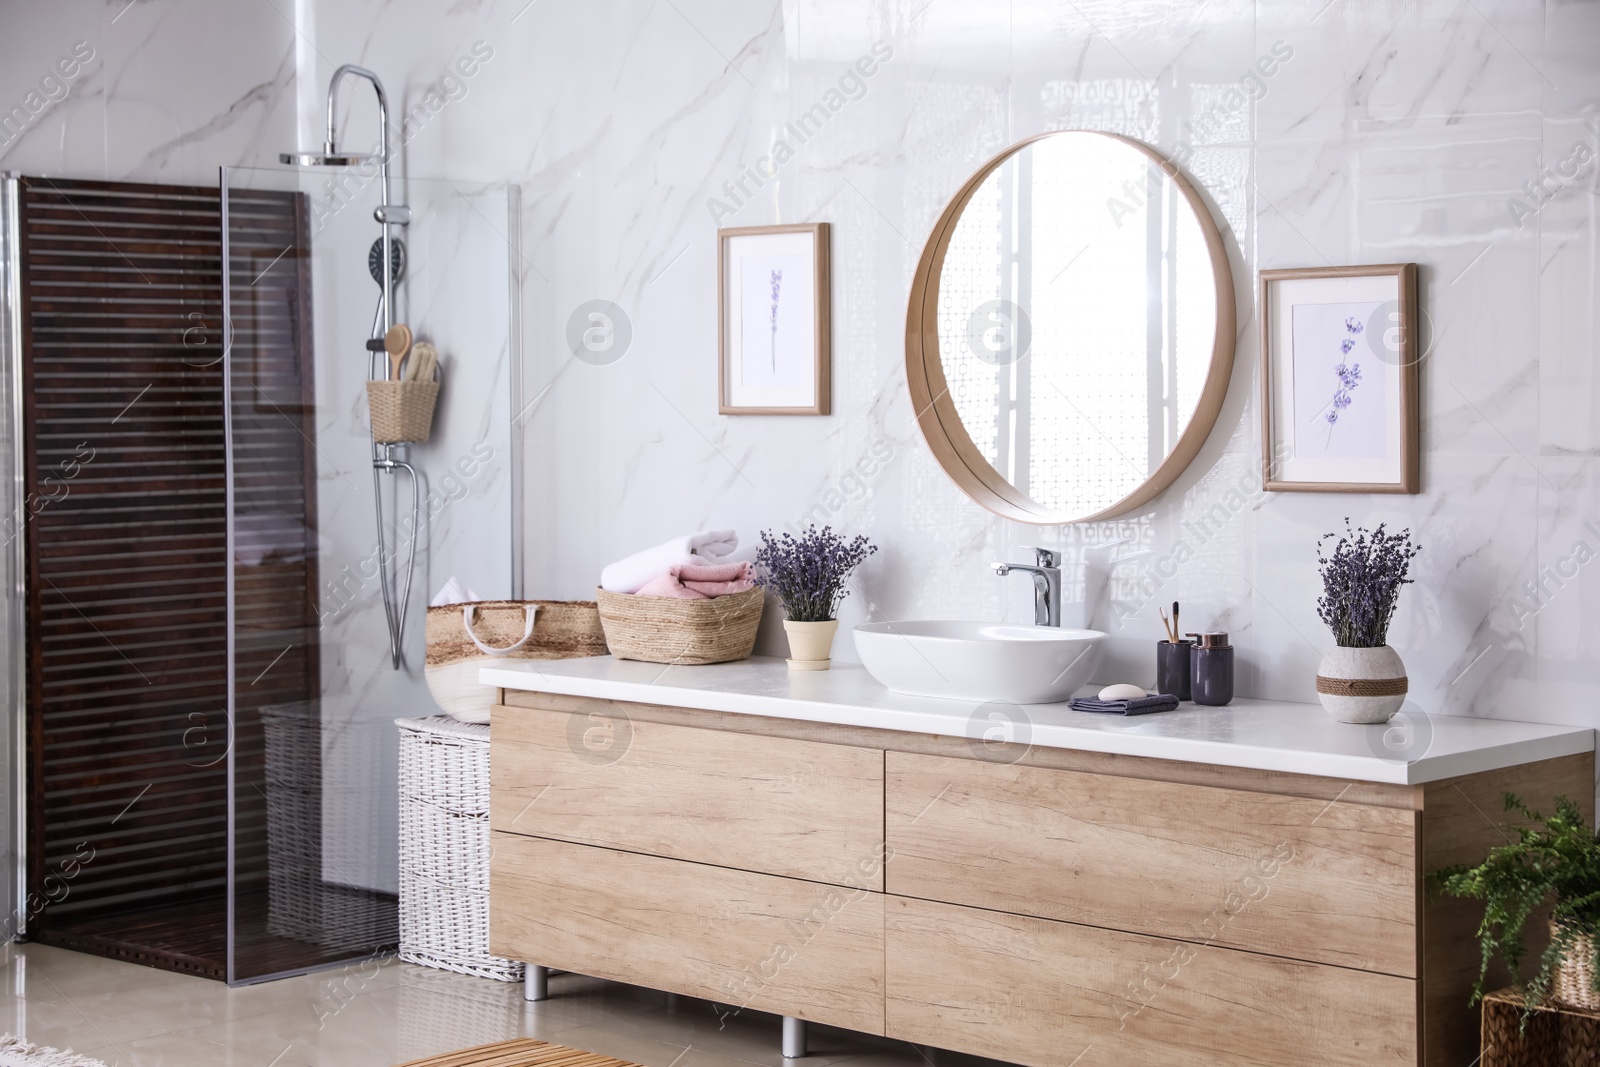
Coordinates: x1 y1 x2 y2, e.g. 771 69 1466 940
939 133 1214 516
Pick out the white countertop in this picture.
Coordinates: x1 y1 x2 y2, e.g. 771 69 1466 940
482 655 1594 785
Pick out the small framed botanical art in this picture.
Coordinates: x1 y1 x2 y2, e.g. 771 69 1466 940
718 223 830 415
1259 263 1420 493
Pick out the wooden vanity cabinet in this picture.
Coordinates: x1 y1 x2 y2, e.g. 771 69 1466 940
490 701 885 887
489 690 1594 1067
885 895 1418 1065
493 834 886 1035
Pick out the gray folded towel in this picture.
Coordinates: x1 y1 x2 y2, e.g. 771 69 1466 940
1069 693 1181 716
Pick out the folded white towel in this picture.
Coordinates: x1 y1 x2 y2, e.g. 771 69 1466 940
430 576 482 607
600 530 738 593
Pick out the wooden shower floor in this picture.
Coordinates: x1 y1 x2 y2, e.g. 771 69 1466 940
31 890 397 982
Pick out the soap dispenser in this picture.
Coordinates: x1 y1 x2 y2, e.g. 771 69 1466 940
1185 631 1234 706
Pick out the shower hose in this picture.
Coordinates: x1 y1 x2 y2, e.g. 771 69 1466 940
370 288 419 671
372 447 418 670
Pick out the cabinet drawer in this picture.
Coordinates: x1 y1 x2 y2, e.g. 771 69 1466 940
886 896 1417 1067
886 751 1417 975
491 833 886 1035
492 703 885 888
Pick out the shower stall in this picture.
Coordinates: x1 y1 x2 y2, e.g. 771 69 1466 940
0 150 520 982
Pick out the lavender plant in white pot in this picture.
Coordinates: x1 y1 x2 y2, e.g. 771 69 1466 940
755 525 877 671
1315 521 1421 723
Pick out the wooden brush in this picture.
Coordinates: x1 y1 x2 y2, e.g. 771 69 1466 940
384 323 412 381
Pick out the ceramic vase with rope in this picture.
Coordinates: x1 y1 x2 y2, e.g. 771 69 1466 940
1316 644 1407 724
1314 522 1422 727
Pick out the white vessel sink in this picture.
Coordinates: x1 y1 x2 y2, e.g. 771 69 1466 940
853 620 1105 704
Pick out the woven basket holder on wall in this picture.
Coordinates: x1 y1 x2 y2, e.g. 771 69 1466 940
368 379 440 443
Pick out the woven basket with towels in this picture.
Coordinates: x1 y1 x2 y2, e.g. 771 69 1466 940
594 585 763 665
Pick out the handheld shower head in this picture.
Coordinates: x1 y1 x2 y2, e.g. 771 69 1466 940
368 237 405 285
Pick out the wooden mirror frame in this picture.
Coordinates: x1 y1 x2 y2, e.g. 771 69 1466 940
904 131 1238 525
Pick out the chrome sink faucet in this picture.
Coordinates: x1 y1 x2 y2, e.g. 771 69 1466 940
993 548 1062 627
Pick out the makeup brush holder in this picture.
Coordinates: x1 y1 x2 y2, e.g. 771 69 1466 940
367 373 440 443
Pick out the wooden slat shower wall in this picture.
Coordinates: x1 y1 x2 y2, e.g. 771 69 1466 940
18 177 319 978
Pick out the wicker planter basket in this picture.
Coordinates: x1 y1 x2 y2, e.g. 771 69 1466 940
1480 986 1600 1066
397 715 524 982
594 585 764 665
1554 921 1600 1011
368 378 440 443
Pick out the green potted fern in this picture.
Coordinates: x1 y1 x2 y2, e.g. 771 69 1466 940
1433 793 1600 1013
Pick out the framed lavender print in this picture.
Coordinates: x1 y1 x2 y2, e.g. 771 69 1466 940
1259 264 1419 493
718 223 830 415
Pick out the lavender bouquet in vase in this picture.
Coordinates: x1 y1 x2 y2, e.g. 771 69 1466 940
755 525 877 671
1314 520 1421 723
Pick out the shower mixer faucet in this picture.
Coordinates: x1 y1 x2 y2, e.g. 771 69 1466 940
281 65 418 670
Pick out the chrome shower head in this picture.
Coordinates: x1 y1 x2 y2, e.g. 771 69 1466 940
282 65 391 172
279 151 378 167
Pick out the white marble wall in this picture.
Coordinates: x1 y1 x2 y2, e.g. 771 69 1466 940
0 1 297 182
371 0 1597 740
4 0 1600 808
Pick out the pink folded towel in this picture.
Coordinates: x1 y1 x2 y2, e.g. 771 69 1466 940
682 559 754 597
634 561 754 600
678 561 748 582
634 572 705 599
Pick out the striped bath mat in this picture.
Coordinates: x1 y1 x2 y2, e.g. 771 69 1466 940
396 1040 647 1067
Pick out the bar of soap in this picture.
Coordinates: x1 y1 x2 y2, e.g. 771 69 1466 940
1098 683 1148 701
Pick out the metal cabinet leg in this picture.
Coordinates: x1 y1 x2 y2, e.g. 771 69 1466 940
781 1016 807 1059
524 965 549 1002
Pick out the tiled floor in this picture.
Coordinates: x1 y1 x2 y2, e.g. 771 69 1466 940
0 943 1002 1067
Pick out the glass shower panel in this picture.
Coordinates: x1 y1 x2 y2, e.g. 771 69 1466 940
0 178 21 938
222 165 517 983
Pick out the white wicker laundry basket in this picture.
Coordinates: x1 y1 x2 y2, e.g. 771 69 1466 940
397 715 524 982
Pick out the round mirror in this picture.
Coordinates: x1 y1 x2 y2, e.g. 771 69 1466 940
906 131 1236 523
